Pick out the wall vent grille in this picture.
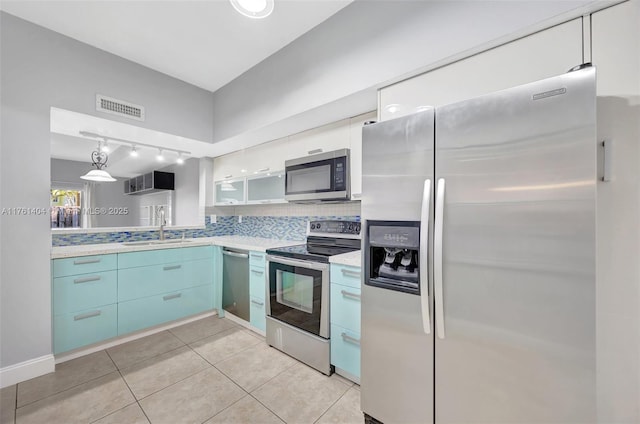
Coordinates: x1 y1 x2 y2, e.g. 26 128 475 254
96 94 145 121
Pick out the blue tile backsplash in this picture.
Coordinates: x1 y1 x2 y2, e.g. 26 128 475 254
51 215 360 246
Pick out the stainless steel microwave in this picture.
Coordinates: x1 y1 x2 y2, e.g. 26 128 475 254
284 148 350 202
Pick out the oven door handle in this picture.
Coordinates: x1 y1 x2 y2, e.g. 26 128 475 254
266 255 329 271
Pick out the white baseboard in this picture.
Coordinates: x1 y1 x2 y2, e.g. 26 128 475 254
0 354 55 388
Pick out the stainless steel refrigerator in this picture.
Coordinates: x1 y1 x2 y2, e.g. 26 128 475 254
361 66 596 423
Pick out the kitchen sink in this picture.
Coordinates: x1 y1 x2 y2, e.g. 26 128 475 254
121 239 192 246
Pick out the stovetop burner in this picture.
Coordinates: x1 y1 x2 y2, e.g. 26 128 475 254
266 220 361 263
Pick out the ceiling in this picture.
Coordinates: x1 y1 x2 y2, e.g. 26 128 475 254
0 0 352 93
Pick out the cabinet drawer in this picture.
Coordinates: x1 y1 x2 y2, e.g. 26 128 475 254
118 245 212 269
53 270 117 315
53 304 117 354
53 254 117 278
249 265 266 300
330 264 361 289
249 251 266 268
330 283 361 332
330 324 360 379
118 284 214 335
118 258 213 301
249 295 266 332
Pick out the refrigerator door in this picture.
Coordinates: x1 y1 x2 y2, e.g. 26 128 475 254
434 67 596 423
361 110 434 423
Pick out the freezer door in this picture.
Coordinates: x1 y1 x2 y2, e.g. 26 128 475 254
361 110 435 423
434 67 596 423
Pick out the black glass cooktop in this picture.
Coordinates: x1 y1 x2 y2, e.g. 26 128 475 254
266 236 360 263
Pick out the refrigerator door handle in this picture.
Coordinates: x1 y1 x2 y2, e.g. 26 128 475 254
434 178 446 339
419 178 432 334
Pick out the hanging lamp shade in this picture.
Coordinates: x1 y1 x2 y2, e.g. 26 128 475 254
80 169 117 182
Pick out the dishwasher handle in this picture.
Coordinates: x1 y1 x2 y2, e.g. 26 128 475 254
222 250 249 259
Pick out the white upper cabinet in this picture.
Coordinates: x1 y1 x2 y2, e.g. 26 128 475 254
379 18 583 121
288 118 351 158
213 112 376 204
349 111 376 199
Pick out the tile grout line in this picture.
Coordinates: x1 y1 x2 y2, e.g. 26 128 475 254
247 392 287 424
14 354 117 410
312 383 353 424
98 348 152 424
107 330 187 370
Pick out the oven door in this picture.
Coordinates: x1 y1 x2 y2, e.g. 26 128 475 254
266 255 330 339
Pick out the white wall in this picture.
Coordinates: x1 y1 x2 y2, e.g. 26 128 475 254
159 158 200 226
210 0 611 151
0 11 214 382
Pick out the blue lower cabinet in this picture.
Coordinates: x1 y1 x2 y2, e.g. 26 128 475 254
53 304 118 354
118 284 214 335
53 270 117 315
249 295 266 332
330 323 361 380
118 259 213 301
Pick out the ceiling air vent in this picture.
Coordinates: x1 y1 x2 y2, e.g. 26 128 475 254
96 94 145 121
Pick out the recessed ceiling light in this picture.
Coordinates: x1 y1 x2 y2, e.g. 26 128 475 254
230 0 274 19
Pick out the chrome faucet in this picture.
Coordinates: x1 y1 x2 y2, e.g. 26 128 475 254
158 206 166 241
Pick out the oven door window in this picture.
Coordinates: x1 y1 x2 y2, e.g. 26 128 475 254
268 261 324 337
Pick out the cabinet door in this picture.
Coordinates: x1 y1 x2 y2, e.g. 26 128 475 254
249 295 266 332
118 284 214 335
330 323 361 380
53 304 117 354
330 283 361 333
53 270 117 315
249 264 267 300
214 179 246 205
379 18 583 120
349 112 376 199
53 254 117 278
246 171 285 204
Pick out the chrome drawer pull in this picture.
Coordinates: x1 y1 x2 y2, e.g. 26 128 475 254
73 258 101 265
341 269 361 279
74 311 101 321
163 265 182 271
341 332 361 346
73 276 101 284
251 269 264 275
340 290 361 300
163 293 182 301
251 299 264 306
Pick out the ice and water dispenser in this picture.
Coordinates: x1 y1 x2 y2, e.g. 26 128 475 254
364 221 421 295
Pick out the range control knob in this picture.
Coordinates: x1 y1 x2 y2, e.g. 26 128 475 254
310 223 316 230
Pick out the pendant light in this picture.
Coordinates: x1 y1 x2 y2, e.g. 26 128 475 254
80 140 116 182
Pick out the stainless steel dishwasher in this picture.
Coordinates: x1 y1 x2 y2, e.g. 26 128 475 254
222 248 250 321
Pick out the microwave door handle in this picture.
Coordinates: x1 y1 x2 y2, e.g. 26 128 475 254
420 179 432 335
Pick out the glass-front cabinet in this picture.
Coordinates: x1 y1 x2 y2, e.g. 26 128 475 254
214 178 246 205
214 170 285 206
246 171 285 204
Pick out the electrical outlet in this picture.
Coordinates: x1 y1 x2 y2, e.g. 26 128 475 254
238 215 242 223
209 214 216 224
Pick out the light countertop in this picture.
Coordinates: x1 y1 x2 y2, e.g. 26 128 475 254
329 250 361 267
51 236 301 259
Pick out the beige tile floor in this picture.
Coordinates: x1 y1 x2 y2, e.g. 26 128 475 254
1 317 362 424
